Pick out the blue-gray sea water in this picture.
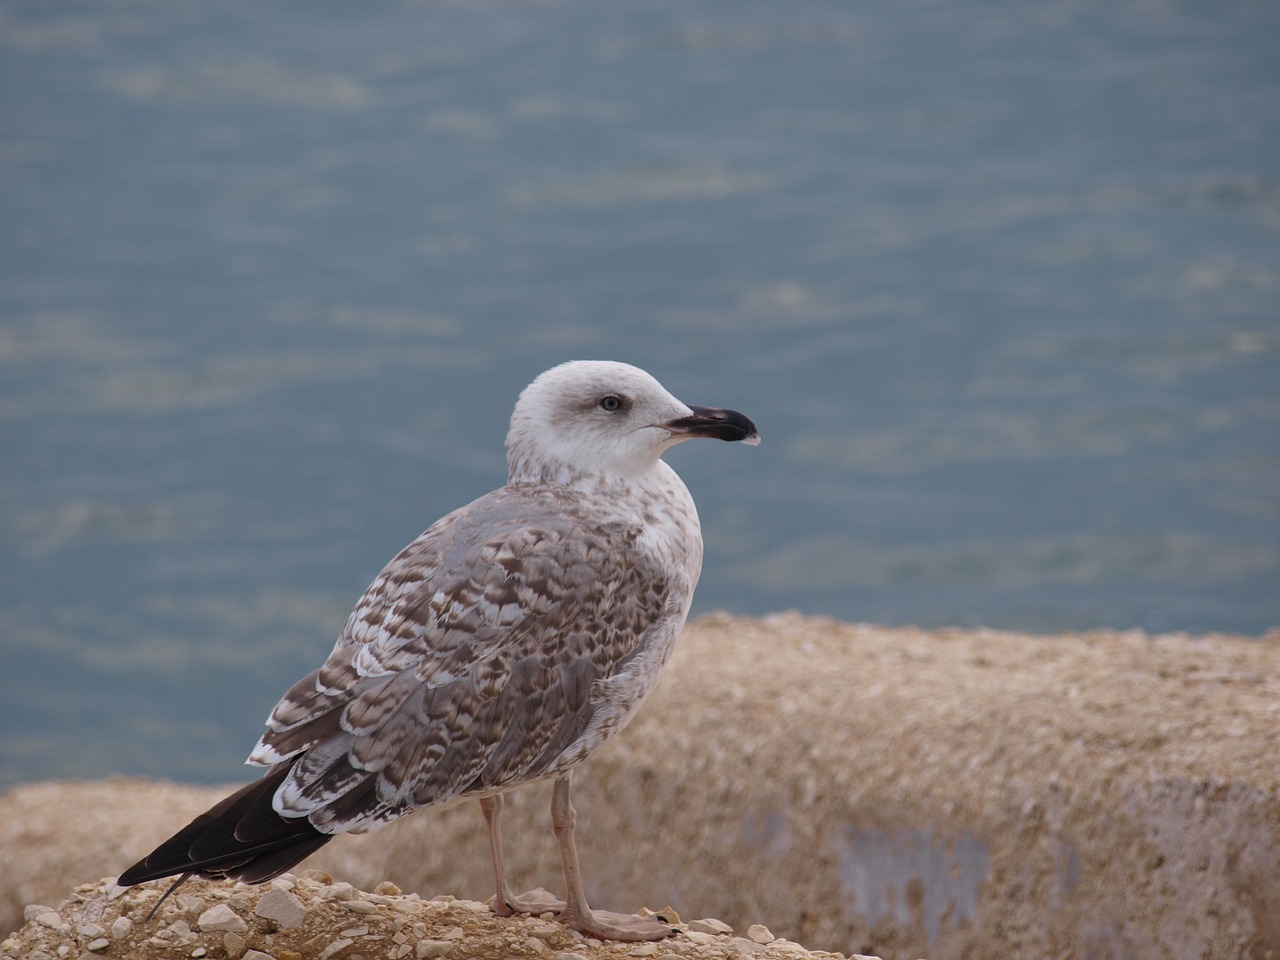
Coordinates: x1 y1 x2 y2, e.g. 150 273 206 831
1 0 1277 786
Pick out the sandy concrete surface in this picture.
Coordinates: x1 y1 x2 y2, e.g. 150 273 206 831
3 614 1278 959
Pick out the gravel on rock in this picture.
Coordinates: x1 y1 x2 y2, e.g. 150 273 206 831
1 873 867 960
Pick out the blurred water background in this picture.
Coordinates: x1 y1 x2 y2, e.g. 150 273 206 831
1 0 1277 787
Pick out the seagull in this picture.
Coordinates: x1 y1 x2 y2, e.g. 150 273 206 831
118 360 758 941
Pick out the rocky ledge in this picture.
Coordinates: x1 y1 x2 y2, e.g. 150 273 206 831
5 614 1279 959
3 872 868 960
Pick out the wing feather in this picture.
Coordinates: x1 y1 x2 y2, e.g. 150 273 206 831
249 483 671 833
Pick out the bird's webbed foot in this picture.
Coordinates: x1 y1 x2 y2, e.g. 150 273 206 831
560 906 676 942
491 886 566 918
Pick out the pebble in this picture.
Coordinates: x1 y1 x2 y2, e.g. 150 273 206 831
317 940 352 960
196 904 248 934
84 939 109 954
109 917 132 941
688 918 733 935
223 932 248 959
770 938 809 954
342 899 378 914
255 888 308 929
415 941 453 958
23 905 54 922
682 930 718 946
747 924 775 944
318 882 358 901
243 951 277 960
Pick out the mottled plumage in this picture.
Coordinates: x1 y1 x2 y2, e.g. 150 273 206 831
119 360 758 941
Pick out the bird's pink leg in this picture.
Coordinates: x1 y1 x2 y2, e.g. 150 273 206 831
549 776 675 942
479 794 565 917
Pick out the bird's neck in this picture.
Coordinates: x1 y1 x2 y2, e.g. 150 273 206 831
507 456 667 493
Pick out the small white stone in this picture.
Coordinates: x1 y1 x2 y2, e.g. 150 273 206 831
415 941 453 958
110 916 133 940
197 904 248 934
319 882 358 901
243 951 277 960
85 939 110 954
255 888 308 929
23 905 54 922
190 949 207 959
747 924 775 944
342 899 377 914
770 938 808 954
318 940 353 960
439 926 465 941
223 931 247 960
35 912 65 930
524 938 548 953
76 923 105 939
688 918 733 936
528 923 562 940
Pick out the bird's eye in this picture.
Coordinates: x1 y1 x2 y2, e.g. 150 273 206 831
599 395 623 412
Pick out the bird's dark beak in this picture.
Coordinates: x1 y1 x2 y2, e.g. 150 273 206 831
666 405 760 445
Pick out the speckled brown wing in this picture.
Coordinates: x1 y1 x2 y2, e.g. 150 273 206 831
248 483 674 834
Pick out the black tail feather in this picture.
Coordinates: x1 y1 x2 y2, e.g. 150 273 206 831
118 762 332 886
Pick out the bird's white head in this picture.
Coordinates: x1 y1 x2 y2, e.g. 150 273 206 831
506 360 759 485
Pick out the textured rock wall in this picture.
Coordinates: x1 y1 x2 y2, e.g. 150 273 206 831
3 614 1278 959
